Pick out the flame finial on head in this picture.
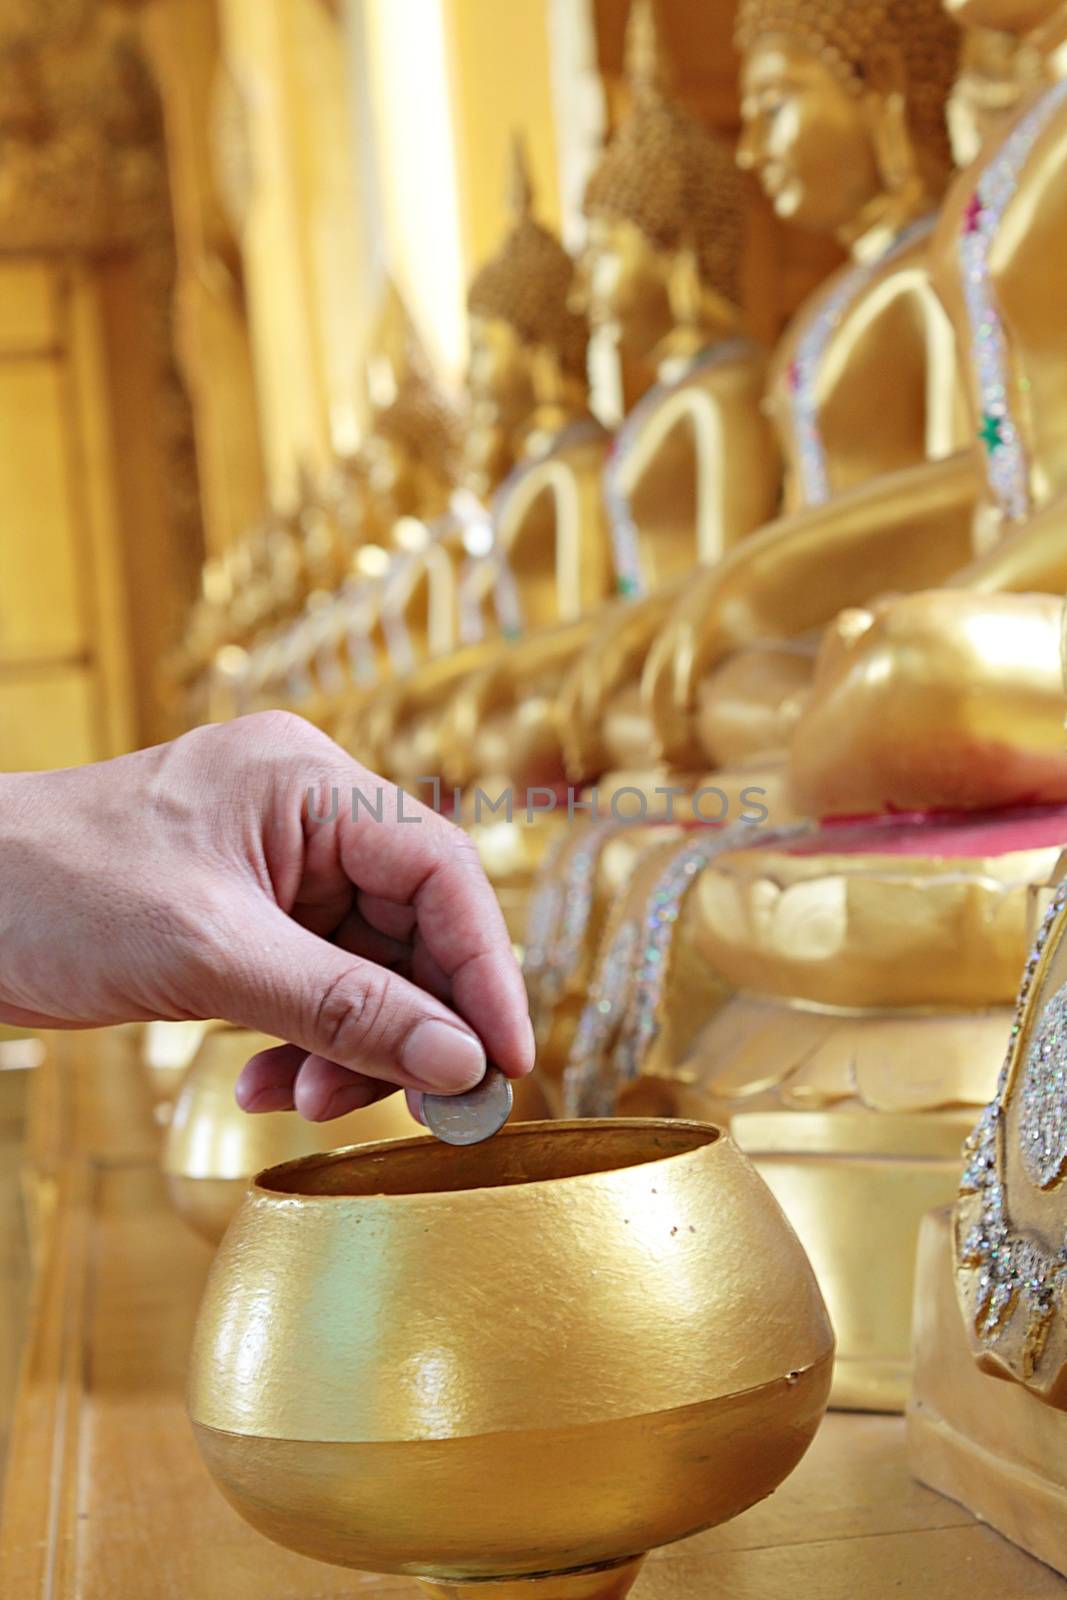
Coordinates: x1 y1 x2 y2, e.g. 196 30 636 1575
507 129 535 222
625 0 672 101
467 133 589 382
364 277 464 485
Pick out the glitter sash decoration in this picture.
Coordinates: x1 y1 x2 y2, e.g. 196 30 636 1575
562 822 803 1117
956 874 1067 1382
523 820 631 1044
603 339 755 598
957 78 1067 523
786 214 936 508
455 418 607 645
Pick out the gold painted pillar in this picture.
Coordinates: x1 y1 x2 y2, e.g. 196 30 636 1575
444 0 563 264
349 0 564 384
140 0 266 558
216 0 367 502
0 1 203 763
0 262 134 767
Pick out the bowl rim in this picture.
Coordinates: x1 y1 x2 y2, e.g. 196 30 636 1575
249 1116 726 1203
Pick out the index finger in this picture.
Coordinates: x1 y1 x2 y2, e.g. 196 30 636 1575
333 783 534 1079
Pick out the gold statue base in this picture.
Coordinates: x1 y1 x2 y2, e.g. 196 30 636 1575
653 1000 1014 1413
908 1207 1067 1580
735 1107 980 1413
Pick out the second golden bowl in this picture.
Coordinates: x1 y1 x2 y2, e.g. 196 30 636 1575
162 1023 420 1243
188 1119 833 1596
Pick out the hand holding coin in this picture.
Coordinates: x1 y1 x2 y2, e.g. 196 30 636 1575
422 1065 514 1146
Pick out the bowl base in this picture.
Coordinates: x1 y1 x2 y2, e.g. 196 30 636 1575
416 1553 646 1599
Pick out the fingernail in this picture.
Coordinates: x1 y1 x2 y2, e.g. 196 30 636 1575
402 1020 486 1092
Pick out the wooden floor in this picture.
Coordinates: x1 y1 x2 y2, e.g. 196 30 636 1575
1 1031 1066 1599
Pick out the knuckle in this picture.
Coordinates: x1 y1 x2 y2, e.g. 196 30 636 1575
444 826 486 880
224 710 325 766
314 965 390 1063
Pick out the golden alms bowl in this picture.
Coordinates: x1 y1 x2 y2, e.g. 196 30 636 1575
162 1023 418 1244
188 1119 834 1598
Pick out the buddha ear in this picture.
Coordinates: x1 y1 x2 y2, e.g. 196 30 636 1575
863 41 919 196
666 245 704 327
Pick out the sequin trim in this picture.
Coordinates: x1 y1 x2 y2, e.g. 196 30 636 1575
603 339 754 597
455 419 605 642
956 874 1067 1378
958 79 1067 522
563 822 803 1117
787 215 935 507
523 821 627 1042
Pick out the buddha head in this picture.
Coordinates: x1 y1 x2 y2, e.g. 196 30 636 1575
577 0 744 370
942 0 1063 32
464 136 588 499
735 0 961 241
361 281 464 527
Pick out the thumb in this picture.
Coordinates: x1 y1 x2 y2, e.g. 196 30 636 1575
210 904 488 1097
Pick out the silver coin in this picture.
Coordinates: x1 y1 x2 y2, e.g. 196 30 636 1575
423 1065 514 1146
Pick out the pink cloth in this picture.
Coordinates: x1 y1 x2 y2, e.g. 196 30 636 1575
786 805 1067 860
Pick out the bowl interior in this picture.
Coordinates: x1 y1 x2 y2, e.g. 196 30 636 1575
258 1119 719 1198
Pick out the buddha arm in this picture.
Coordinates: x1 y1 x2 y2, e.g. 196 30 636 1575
948 494 1067 594
443 619 598 787
558 581 689 781
708 355 781 557
354 638 509 771
645 450 981 768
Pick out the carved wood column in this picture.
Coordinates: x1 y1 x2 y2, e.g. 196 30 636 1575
0 0 204 757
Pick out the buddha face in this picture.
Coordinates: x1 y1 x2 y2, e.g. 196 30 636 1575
942 0 1061 33
573 213 673 367
739 42 882 235
464 313 537 497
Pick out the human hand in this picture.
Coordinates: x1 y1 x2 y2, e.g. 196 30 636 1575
0 712 534 1120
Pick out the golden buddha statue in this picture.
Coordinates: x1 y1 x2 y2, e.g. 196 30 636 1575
332 291 465 681
567 0 975 788
947 22 1029 166
442 0 779 806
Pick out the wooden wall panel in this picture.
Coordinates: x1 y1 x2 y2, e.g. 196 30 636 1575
0 260 137 769
0 356 87 663
0 671 100 771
